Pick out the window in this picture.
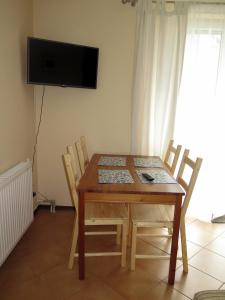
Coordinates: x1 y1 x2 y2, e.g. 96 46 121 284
174 5 225 221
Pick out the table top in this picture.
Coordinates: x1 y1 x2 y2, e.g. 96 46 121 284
77 154 184 196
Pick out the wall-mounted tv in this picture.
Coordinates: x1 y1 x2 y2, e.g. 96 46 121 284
27 37 99 89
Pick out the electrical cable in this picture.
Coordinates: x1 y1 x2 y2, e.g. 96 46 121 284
32 85 46 169
31 86 55 212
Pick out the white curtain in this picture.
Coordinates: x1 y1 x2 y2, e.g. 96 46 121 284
174 4 225 221
131 0 188 157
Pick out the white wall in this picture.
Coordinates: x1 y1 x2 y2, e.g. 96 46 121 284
0 0 34 173
33 0 136 205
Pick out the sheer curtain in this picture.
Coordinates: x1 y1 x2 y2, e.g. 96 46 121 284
174 4 225 221
131 0 188 157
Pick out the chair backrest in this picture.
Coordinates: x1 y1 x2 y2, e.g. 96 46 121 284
164 140 182 175
75 136 89 175
62 153 78 211
81 136 89 165
67 145 79 182
176 149 203 219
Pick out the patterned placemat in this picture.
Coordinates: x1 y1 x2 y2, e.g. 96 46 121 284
134 157 163 168
98 170 134 184
136 169 177 184
98 156 126 166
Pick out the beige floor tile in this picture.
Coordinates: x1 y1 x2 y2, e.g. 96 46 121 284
174 240 202 260
78 233 129 279
104 267 159 300
103 241 163 300
0 259 35 290
138 259 182 282
189 248 225 282
85 256 127 279
85 237 163 279
140 235 171 252
3 240 70 280
66 279 126 300
188 220 225 235
2 209 224 300
0 277 53 300
146 281 190 300
131 238 182 281
185 216 197 224
205 235 225 257
165 265 222 299
135 235 168 255
39 263 97 300
142 236 202 259
84 233 121 253
186 222 219 247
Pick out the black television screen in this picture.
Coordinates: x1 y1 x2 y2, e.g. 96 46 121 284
27 37 99 89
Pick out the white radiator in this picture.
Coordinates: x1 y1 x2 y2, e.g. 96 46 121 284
0 160 33 266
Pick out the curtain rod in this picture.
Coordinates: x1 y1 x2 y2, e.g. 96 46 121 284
122 0 225 6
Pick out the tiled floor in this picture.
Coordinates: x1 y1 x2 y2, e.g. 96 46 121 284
1 208 225 300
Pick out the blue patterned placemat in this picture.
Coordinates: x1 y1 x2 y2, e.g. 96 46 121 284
134 157 163 168
98 156 126 166
136 169 176 184
98 170 134 184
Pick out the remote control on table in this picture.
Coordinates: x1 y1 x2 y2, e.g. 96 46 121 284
142 173 154 181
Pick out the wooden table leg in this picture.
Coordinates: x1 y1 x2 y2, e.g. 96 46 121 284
168 195 182 285
78 191 85 280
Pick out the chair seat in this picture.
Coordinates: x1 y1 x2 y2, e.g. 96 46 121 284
85 203 128 221
131 204 174 223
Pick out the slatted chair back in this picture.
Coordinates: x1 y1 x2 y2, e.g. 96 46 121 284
164 140 182 175
80 136 89 168
67 145 79 183
176 149 203 219
75 140 85 175
75 136 89 175
62 153 78 211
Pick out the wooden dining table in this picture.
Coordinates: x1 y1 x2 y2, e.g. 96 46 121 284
77 154 185 285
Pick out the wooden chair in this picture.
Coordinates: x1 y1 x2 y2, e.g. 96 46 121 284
67 144 123 245
75 136 89 175
130 149 202 272
62 153 128 270
164 140 182 175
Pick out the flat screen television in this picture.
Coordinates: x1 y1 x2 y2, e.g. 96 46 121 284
27 37 99 89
